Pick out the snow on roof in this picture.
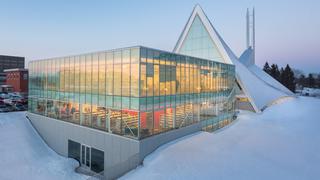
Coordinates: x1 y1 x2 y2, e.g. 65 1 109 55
219 37 292 111
247 64 294 95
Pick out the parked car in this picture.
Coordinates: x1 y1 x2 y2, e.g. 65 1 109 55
0 104 10 112
13 97 28 104
3 98 13 105
13 103 27 111
5 104 15 111
0 91 28 112
0 93 10 99
3 95 26 105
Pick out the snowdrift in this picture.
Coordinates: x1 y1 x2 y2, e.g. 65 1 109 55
0 112 86 180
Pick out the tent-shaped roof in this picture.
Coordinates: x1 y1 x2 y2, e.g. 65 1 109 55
173 5 295 113
173 5 233 65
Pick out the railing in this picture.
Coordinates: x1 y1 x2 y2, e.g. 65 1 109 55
122 118 136 137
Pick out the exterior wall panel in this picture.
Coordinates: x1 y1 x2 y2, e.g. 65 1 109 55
27 112 140 179
27 46 235 179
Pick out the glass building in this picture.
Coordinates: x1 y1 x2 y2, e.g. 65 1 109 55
28 46 235 140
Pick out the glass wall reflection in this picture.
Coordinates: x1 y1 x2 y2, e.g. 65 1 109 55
28 46 235 140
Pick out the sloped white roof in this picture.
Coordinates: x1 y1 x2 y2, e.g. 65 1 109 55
247 64 294 95
173 5 295 112
239 47 254 67
239 48 294 95
219 37 294 111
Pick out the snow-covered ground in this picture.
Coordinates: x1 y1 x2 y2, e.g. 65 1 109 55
0 111 87 180
121 97 320 180
1 97 319 180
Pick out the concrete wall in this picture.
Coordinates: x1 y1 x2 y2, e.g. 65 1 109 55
27 112 140 179
139 122 202 160
27 112 203 179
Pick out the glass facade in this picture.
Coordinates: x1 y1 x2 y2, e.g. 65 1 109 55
179 15 224 63
28 46 235 140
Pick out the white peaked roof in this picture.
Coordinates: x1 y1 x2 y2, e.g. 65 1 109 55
239 49 294 95
173 5 233 65
173 5 295 112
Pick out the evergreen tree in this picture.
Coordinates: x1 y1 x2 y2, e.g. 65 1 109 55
273 64 296 92
263 62 271 74
276 65 281 81
280 67 285 86
307 74 315 88
270 64 280 81
283 64 296 92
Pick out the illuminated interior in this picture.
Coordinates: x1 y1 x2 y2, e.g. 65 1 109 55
28 46 236 139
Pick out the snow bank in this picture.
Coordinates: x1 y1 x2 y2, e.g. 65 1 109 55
121 97 320 180
0 112 87 180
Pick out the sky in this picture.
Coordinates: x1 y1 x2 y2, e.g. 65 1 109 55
0 0 319 74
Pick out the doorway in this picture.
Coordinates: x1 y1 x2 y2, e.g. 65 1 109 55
81 144 91 169
68 140 104 173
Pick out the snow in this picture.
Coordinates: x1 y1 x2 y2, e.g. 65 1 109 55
248 64 294 96
238 47 293 97
0 111 87 180
301 87 320 97
121 97 320 180
217 31 294 112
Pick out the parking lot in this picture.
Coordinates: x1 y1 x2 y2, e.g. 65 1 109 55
0 92 28 112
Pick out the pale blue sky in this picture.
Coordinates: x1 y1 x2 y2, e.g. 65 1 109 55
0 0 319 73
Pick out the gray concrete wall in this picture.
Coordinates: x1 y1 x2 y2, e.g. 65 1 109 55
27 112 203 179
27 112 140 180
139 122 202 161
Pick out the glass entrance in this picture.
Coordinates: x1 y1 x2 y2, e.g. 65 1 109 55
81 144 91 169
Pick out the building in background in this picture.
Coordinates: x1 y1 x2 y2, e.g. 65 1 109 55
0 55 25 85
27 46 235 179
4 68 28 94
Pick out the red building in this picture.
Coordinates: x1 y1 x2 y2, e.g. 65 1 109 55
4 68 28 93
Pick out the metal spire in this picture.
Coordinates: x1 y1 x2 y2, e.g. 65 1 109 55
252 7 255 64
246 7 255 64
246 8 250 49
